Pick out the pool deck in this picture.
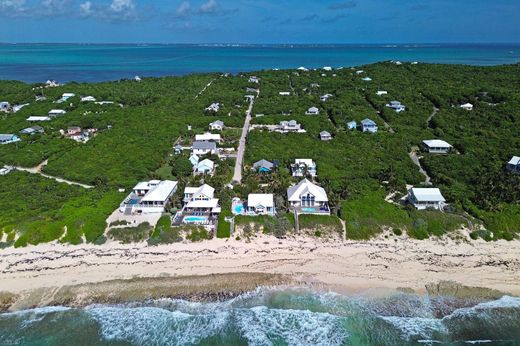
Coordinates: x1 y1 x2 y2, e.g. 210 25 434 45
290 206 331 215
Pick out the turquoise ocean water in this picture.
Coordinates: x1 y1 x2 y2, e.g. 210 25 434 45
0 44 519 83
1 287 520 345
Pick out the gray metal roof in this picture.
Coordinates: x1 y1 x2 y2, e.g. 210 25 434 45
253 159 274 169
192 141 217 150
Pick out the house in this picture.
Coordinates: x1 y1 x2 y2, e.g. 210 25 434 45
209 120 224 131
13 104 29 113
0 102 10 112
376 91 388 96
195 133 222 143
0 134 21 145
195 159 215 175
67 126 82 136
320 94 333 102
174 144 183 155
249 76 260 84
20 125 44 135
253 159 275 173
460 103 474 111
347 121 357 130
278 120 302 132
279 92 291 96
120 180 178 214
192 141 218 156
507 156 520 174
45 80 60 87
181 184 221 217
356 70 364 74
297 66 309 72
386 101 406 113
287 179 330 215
422 140 453 154
320 131 332 141
246 194 276 216
134 76 142 82
408 188 446 211
58 93 75 103
81 96 96 102
291 159 317 177
48 109 67 117
189 154 200 166
306 107 320 115
362 77 372 81
27 116 51 122
361 118 378 133
205 102 220 113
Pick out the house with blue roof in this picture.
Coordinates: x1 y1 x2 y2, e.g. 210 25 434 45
361 119 378 133
347 121 357 130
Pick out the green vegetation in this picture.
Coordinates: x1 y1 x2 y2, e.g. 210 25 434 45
148 215 183 245
0 62 519 247
107 222 152 244
299 215 343 237
186 227 212 242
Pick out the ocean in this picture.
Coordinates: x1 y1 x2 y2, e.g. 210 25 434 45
0 43 519 83
1 287 520 346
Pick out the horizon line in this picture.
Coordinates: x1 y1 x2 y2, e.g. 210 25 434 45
1 42 520 46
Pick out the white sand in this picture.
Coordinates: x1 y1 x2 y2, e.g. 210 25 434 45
1 234 519 295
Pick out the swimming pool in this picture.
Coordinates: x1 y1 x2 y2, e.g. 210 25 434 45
184 216 208 223
233 204 244 215
301 207 316 213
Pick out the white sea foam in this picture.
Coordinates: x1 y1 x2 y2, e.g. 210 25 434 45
443 296 520 321
0 306 71 318
380 316 446 341
234 306 348 346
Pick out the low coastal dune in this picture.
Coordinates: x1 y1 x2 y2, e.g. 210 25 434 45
1 235 519 310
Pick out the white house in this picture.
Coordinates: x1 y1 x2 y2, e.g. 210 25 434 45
195 133 222 143
20 125 44 135
361 118 378 133
460 103 474 111
279 92 291 96
195 159 215 176
320 94 333 102
27 116 51 122
209 120 224 131
0 134 21 145
120 180 178 214
376 91 388 96
247 194 276 216
320 131 332 141
57 93 75 103
189 154 200 166
249 76 260 83
0 102 10 112
356 70 365 74
386 101 406 113
362 77 372 81
291 159 317 177
507 156 520 174
182 184 221 216
287 179 330 215
297 66 309 72
422 140 453 154
192 141 218 156
45 80 60 87
408 188 446 211
48 109 67 117
205 102 220 113
306 107 320 115
323 66 333 71
278 120 302 133
81 96 96 102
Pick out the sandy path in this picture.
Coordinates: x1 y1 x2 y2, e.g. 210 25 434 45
14 159 94 189
1 234 519 296
232 90 258 184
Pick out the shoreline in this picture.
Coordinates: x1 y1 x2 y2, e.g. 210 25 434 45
1 234 519 311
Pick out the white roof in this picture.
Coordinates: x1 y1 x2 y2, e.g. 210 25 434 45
185 184 215 199
195 133 221 142
27 116 51 121
133 181 151 190
422 140 452 148
287 179 328 203
248 194 274 208
81 96 96 101
460 103 473 108
49 109 66 114
410 188 446 202
186 198 219 209
307 107 319 112
62 93 75 97
141 180 178 203
295 159 315 166
197 159 215 170
508 156 520 165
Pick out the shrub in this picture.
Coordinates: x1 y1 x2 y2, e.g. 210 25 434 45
186 227 212 242
107 222 152 244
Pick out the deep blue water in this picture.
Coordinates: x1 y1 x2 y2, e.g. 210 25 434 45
1 287 520 345
0 44 519 83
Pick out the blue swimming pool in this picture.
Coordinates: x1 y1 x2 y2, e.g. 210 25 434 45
301 207 316 213
234 204 244 215
184 216 208 223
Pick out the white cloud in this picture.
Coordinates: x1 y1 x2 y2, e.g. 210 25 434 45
0 0 26 12
78 0 139 21
110 0 135 13
79 1 92 16
199 0 217 14
176 1 191 18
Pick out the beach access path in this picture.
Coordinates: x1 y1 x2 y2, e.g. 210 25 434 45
14 160 94 189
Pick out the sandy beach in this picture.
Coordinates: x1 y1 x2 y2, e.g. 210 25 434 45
1 233 519 310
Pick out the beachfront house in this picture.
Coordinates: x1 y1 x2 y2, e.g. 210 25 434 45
119 180 178 214
195 159 215 176
306 107 320 115
376 91 388 96
278 120 302 132
27 116 51 122
0 134 21 145
422 140 453 154
195 133 222 143
320 131 332 141
386 101 406 113
48 109 67 117
0 102 10 112
253 159 275 173
407 188 446 211
205 102 220 113
20 125 44 135
291 159 317 178
460 103 474 111
347 121 357 130
209 120 224 131
507 156 520 174
361 118 378 133
192 141 218 156
287 179 330 215
174 185 221 227
246 194 276 216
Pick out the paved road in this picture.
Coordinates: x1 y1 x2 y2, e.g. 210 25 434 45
231 93 257 184
14 160 94 189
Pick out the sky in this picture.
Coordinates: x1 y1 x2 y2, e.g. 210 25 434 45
0 0 519 44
